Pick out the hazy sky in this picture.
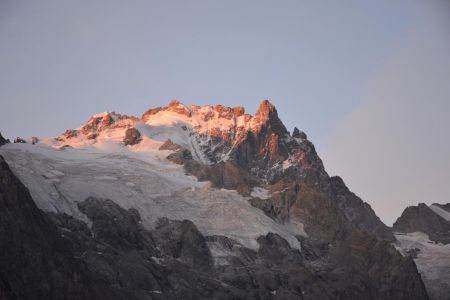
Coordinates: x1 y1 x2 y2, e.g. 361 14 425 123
0 0 449 224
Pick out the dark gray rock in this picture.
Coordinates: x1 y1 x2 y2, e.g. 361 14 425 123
159 139 193 165
123 127 142 146
0 156 120 300
292 127 307 140
166 149 192 165
78 197 155 251
152 217 213 270
158 139 182 151
331 176 395 241
13 137 26 143
0 132 8 146
184 160 257 195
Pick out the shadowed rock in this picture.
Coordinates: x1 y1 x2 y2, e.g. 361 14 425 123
159 139 193 165
331 176 395 241
393 203 450 244
292 127 307 140
0 132 8 146
123 127 142 146
0 156 120 300
152 217 213 270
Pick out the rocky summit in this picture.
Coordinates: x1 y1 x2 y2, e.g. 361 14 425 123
0 100 435 299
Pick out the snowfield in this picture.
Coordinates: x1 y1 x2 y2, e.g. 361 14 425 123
0 142 304 251
395 232 450 299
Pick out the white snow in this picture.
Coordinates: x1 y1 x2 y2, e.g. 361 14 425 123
0 142 303 252
251 187 271 200
395 232 450 298
429 204 450 221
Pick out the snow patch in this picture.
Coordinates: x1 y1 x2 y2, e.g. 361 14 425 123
429 204 450 221
395 232 450 298
251 187 271 200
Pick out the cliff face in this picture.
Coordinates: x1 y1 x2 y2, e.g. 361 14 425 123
0 156 117 300
0 133 7 146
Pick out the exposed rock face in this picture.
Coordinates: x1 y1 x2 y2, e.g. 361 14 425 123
63 129 79 139
331 176 395 241
0 132 7 146
292 127 307 140
14 137 26 143
152 217 213 270
60 112 138 143
166 149 192 165
184 160 257 195
159 139 193 165
159 139 183 151
123 127 142 146
393 203 450 244
0 156 118 300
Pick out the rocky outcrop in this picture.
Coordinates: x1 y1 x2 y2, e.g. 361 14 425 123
331 176 395 241
152 217 213 270
123 127 142 146
159 139 193 165
393 203 450 244
159 139 183 151
0 132 7 146
13 137 26 143
292 127 307 140
184 160 257 195
228 100 292 180
0 156 118 300
60 112 138 143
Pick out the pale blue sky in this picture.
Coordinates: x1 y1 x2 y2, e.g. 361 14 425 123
0 0 425 142
1 0 449 224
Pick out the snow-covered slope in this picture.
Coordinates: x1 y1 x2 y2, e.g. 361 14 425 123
0 142 303 251
395 232 450 300
48 101 262 164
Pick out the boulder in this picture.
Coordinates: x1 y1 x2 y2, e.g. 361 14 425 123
0 132 7 146
123 127 142 146
14 137 26 143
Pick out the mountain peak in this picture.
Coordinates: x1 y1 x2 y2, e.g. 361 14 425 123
166 100 191 117
255 100 277 120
